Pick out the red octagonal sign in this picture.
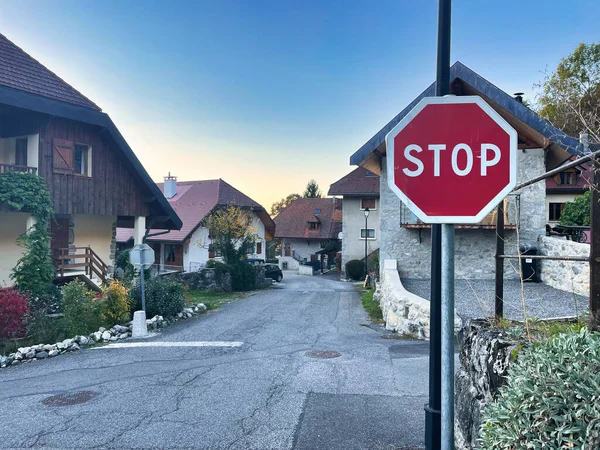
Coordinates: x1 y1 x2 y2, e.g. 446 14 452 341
386 96 518 224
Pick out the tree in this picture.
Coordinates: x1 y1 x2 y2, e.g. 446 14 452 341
206 205 258 264
271 193 301 216
560 190 591 226
303 179 322 198
538 43 600 141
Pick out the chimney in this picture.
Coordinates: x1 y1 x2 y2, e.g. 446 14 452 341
164 172 177 199
514 92 524 103
580 132 590 154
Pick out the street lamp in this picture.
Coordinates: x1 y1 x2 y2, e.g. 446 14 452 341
364 207 370 277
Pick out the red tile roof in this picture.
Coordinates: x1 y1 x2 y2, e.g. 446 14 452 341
117 179 274 243
0 33 101 110
328 167 380 196
273 198 342 240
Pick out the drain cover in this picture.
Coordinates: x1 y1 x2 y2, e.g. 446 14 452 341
42 391 97 407
305 350 341 359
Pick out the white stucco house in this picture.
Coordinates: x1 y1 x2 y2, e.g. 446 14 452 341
117 177 275 272
328 167 380 275
273 198 342 271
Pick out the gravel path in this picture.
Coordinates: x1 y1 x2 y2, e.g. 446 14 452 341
401 278 588 321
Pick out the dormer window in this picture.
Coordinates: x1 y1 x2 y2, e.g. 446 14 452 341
559 171 574 185
314 208 321 215
309 222 319 230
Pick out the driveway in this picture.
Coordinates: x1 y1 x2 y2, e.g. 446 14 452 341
0 272 429 449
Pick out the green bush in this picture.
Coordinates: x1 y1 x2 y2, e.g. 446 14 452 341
61 280 104 336
229 263 258 291
345 259 364 280
27 309 66 345
480 328 600 449
102 280 131 327
130 276 185 318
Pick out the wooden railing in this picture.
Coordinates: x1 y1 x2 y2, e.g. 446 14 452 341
54 247 108 284
0 163 37 174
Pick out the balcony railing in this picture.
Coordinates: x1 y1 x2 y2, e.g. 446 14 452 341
400 194 520 229
54 247 108 284
0 163 37 174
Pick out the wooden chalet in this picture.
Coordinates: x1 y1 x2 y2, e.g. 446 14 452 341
0 33 181 287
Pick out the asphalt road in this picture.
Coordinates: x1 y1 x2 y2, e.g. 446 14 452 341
0 272 429 450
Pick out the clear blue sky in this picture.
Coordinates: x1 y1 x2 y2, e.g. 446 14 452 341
1 0 599 210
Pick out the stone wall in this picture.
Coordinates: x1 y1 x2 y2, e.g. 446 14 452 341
375 259 432 339
298 265 314 276
379 148 546 280
161 268 233 292
540 236 590 296
454 320 519 449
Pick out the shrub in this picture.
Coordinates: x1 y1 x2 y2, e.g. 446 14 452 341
229 263 258 291
115 248 135 283
102 280 131 327
61 280 104 336
0 288 29 343
26 309 66 346
345 259 364 280
480 328 600 449
130 276 185 318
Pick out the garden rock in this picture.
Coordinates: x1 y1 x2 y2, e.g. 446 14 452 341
43 344 54 352
25 350 36 360
36 351 48 359
101 331 112 341
93 331 102 341
48 350 59 357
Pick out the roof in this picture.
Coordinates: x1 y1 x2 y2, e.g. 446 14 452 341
0 33 100 110
328 167 380 197
0 34 181 230
116 179 275 243
274 198 342 240
350 61 582 172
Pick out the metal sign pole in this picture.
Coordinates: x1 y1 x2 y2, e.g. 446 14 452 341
139 248 147 312
441 224 455 450
426 0 451 448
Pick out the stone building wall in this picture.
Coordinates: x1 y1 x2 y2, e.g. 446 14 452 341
540 235 590 296
379 148 546 280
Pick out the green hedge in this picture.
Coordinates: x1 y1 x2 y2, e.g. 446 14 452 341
480 328 600 449
130 276 185 318
345 259 364 280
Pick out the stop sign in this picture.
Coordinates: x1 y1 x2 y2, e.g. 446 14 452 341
386 96 517 224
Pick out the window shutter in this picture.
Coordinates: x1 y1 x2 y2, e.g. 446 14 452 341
53 138 74 174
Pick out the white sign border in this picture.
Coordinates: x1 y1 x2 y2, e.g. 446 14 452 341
385 95 518 224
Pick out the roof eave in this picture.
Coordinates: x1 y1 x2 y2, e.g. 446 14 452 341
349 61 582 170
0 85 182 230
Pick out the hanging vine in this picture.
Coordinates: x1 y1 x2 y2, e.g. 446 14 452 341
0 171 55 299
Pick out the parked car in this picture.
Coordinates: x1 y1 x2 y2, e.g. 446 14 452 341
245 258 265 265
263 263 283 282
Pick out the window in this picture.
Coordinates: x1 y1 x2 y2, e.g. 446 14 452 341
309 222 319 230
360 229 375 239
559 172 574 185
165 245 177 263
256 242 262 254
15 138 27 166
52 139 92 176
314 209 321 215
361 198 376 210
74 144 91 176
549 203 564 221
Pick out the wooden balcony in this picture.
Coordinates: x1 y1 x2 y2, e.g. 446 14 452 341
0 163 37 174
54 246 108 284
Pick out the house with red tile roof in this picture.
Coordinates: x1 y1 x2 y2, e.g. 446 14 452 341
328 167 380 275
117 177 275 272
0 33 181 287
273 198 342 271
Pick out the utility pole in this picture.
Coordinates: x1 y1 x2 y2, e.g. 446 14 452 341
425 1 451 449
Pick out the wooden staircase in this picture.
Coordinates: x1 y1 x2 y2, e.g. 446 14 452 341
53 246 108 291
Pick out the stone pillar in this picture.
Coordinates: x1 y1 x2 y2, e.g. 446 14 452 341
134 216 146 245
25 215 37 234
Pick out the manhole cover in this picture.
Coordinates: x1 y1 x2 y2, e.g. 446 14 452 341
305 350 341 359
42 391 97 407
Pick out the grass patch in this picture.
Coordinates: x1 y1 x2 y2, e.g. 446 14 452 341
360 288 383 323
185 290 246 311
493 316 586 341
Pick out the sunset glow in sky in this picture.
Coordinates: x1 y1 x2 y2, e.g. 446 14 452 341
1 0 599 212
